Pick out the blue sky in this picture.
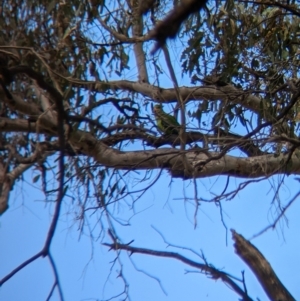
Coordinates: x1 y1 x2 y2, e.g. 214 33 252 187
1 168 300 301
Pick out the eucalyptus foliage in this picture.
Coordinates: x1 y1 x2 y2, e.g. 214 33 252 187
1 1 300 300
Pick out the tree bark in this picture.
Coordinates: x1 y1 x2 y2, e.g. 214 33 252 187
232 230 296 301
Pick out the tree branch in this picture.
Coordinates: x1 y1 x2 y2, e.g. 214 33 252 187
68 129 300 178
130 1 149 83
232 230 296 301
69 79 262 113
0 154 49 214
103 239 253 301
0 251 44 285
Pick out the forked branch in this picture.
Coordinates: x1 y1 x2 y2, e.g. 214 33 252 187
103 237 253 301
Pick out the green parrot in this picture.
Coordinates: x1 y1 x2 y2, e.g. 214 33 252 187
153 104 180 135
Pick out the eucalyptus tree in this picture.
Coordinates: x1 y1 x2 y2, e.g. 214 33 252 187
0 1 299 300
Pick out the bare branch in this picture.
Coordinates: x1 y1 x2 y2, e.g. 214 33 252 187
0 251 43 286
232 230 296 301
130 2 149 83
0 118 38 133
0 151 50 214
68 129 300 178
48 253 65 301
251 190 300 239
103 239 253 301
68 79 262 113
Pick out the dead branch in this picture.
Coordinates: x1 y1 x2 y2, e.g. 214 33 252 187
103 238 254 301
232 230 296 301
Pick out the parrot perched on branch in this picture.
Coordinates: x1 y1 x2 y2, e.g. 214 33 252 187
153 104 180 135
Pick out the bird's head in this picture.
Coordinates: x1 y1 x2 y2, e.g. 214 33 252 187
153 104 163 115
